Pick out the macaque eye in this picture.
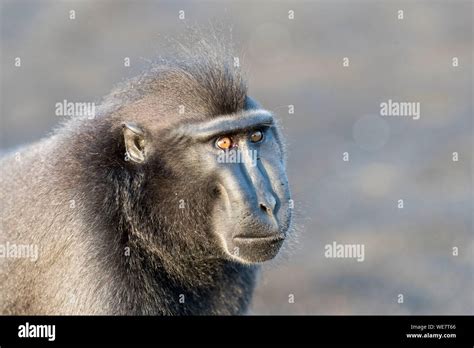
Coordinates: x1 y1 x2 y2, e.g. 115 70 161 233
250 130 264 143
215 136 233 150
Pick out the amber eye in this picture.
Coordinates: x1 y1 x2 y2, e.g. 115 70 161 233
215 136 232 150
250 130 264 143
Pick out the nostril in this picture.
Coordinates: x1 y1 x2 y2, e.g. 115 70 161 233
260 203 272 215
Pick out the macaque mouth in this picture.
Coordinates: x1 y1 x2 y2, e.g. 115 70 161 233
233 233 285 242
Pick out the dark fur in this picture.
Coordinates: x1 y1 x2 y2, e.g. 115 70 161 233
0 37 275 315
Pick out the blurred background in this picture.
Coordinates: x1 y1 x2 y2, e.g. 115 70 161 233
0 0 472 314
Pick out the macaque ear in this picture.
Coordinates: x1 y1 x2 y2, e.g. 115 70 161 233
122 122 146 163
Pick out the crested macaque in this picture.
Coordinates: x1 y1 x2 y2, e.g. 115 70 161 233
0 38 292 315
